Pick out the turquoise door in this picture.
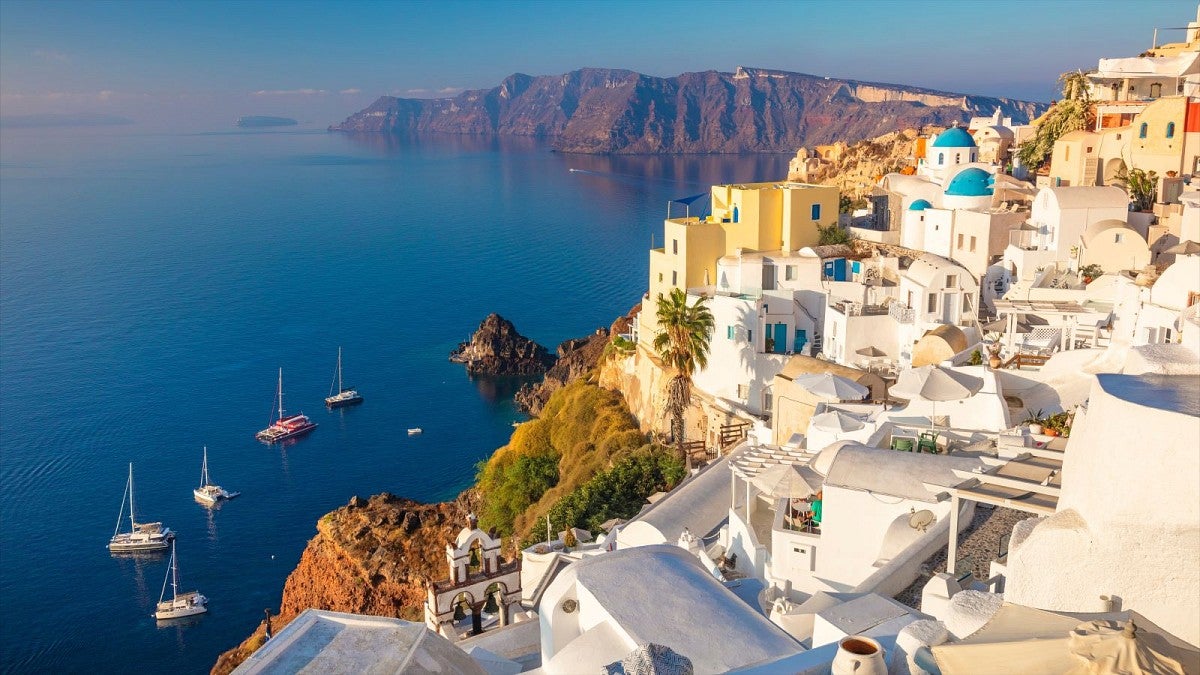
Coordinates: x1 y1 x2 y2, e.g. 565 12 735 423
794 329 807 353
772 323 787 354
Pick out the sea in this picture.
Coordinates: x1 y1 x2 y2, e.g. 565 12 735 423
0 125 789 673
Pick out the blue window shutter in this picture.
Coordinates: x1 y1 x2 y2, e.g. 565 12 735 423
811 203 821 220
727 326 734 340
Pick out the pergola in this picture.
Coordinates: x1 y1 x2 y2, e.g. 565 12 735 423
944 443 1064 576
728 442 816 517
992 299 1105 352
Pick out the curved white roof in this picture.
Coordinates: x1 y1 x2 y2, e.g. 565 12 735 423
617 456 732 547
824 444 985 502
1081 218 1134 245
541 546 804 671
903 253 973 289
1039 186 1128 210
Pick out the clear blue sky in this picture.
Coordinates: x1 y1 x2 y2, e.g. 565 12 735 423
1 0 1196 130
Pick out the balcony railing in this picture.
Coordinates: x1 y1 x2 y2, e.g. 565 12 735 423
832 300 890 317
889 304 915 324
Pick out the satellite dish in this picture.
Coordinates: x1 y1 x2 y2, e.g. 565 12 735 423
909 509 936 532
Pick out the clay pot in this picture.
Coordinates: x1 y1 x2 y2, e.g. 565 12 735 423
988 356 1002 369
1028 423 1043 435
1044 428 1059 437
832 636 887 675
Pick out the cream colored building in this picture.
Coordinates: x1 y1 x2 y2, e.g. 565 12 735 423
641 182 838 338
1077 218 1152 274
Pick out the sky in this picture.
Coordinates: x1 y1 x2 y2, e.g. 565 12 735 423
1 0 1196 131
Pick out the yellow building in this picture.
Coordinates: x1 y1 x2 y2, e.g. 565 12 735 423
641 182 839 337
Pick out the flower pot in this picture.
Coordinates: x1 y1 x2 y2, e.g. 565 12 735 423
1044 428 1059 437
833 636 887 675
989 355 1002 369
1028 423 1043 435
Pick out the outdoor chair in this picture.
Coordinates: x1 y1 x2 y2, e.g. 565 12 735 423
891 437 914 452
918 431 940 454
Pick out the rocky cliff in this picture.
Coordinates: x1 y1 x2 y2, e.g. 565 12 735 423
450 313 556 376
331 66 1047 154
212 492 481 675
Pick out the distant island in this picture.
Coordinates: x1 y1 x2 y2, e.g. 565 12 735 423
236 116 298 128
0 113 134 129
330 66 1048 154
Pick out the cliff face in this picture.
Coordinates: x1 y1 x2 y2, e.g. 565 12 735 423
450 313 556 376
331 66 1047 154
212 492 480 675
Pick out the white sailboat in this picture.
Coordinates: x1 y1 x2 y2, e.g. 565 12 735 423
154 540 208 620
193 447 238 505
109 463 173 553
324 347 363 408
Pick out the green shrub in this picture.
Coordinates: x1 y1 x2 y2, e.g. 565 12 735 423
545 447 685 538
817 223 853 246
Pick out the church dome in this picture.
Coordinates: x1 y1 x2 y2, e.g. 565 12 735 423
908 199 933 211
945 168 994 197
931 127 977 148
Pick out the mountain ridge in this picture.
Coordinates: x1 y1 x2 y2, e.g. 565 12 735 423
330 66 1048 154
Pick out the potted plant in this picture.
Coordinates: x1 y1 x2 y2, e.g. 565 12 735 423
988 342 1003 369
1023 409 1045 435
1079 263 1103 285
1044 411 1072 438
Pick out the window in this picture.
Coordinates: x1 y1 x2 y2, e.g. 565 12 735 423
1167 122 1176 139
737 384 749 400
1150 82 1162 98
1064 147 1069 161
727 326 735 340
763 391 773 411
658 272 663 282
1115 233 1124 244
785 265 796 281
938 153 945 165
748 329 753 343
963 294 972 312
969 236 977 252
1086 146 1093 153
671 270 677 286
946 274 957 289
1139 123 1148 139
927 293 938 313
672 239 678 254
811 203 821 220
955 153 961 163
957 234 964 249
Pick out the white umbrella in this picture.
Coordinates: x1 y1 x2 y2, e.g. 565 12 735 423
811 410 866 433
749 462 823 499
890 365 984 430
794 372 870 402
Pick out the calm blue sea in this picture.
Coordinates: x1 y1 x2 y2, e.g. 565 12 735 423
0 126 789 673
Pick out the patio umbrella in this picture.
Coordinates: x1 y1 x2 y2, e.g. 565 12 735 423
794 372 870 402
890 365 984 430
1164 240 1200 256
749 462 822 499
811 410 866 433
1066 618 1193 675
856 345 888 358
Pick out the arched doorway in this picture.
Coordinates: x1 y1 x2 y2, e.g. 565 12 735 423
1103 158 1126 186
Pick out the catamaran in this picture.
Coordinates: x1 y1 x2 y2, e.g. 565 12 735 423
193 447 238 505
256 368 317 444
154 540 208 620
324 347 363 408
109 463 173 553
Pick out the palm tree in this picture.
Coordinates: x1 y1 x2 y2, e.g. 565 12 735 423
653 288 714 465
1017 70 1094 170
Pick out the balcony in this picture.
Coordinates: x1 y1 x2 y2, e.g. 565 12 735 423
832 300 890 317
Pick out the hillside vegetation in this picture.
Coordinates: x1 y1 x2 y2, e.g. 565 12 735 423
476 378 682 542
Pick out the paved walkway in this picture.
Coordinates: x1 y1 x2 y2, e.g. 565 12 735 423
895 505 1031 609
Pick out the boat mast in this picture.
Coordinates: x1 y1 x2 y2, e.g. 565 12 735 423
158 542 173 605
337 347 343 393
171 540 179 601
277 368 284 421
200 447 209 488
128 463 137 529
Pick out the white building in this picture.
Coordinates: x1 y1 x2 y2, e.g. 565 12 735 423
918 127 980 181
1006 186 1130 281
537 545 805 673
1002 371 1200 647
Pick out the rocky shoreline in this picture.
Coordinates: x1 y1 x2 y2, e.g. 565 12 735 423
449 313 556 376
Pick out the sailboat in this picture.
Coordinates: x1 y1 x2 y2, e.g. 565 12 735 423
109 463 173 553
193 447 239 505
255 368 317 444
154 540 208 620
324 347 363 408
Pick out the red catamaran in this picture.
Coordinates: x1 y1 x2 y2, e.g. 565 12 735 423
255 368 316 444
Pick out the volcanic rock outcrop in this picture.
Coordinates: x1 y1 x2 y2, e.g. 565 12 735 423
331 66 1047 154
449 313 556 376
211 492 480 675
